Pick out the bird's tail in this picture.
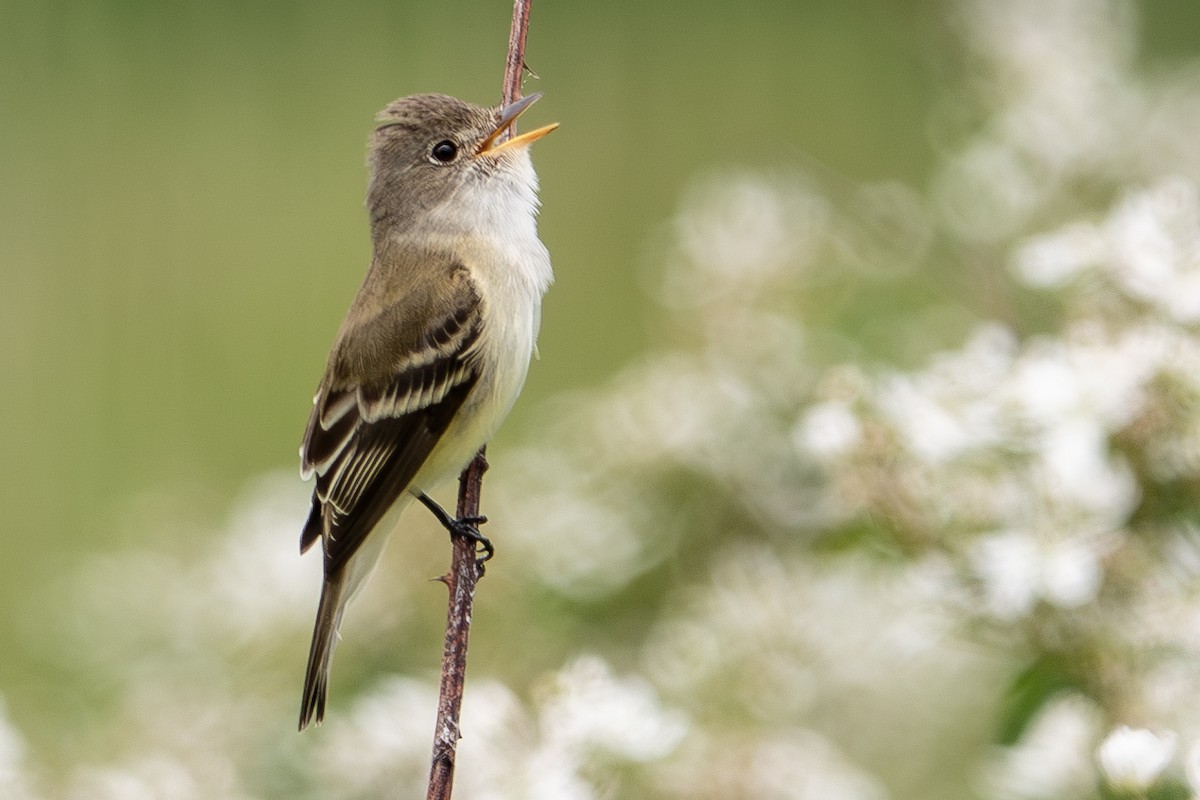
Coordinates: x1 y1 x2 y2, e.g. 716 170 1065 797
299 572 346 730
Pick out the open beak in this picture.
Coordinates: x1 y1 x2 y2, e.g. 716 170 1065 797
477 92 559 157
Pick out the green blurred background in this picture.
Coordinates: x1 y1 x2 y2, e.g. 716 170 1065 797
0 0 937 636
2 0 1199 782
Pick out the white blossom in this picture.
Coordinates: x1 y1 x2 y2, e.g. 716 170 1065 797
1096 726 1177 791
795 400 862 461
983 694 1102 800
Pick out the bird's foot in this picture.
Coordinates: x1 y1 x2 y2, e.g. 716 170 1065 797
418 494 495 571
449 514 494 567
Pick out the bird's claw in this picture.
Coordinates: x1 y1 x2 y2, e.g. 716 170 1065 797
448 515 493 572
417 493 494 573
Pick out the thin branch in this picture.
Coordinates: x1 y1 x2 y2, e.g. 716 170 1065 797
425 2 535 798
502 0 534 107
426 450 488 800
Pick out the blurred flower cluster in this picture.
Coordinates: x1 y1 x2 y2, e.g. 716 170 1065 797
5 0 1200 798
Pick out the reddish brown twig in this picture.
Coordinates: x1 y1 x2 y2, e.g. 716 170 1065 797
502 0 534 107
425 3 535 798
426 449 488 800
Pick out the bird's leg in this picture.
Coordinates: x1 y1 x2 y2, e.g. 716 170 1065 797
418 492 494 567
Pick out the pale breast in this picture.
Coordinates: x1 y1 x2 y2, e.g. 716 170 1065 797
403 149 553 493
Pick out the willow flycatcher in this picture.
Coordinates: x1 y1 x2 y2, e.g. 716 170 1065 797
297 92 556 730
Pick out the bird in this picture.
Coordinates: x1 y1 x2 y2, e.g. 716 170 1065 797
296 92 556 730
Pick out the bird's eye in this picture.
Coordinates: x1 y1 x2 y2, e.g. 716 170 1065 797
430 140 458 163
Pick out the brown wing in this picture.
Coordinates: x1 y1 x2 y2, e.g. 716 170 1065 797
299 257 483 575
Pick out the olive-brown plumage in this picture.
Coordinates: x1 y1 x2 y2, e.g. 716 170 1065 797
297 93 555 729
